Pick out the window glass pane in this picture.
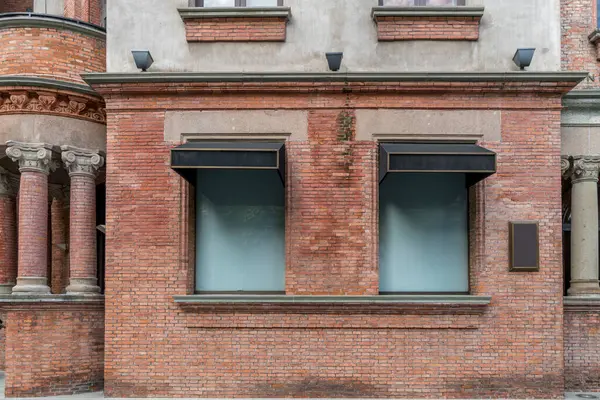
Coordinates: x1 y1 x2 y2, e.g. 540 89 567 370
195 169 285 292
246 0 279 6
379 173 468 293
382 0 464 5
202 0 235 7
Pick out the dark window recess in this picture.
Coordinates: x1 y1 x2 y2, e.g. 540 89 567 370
192 0 283 6
96 183 106 294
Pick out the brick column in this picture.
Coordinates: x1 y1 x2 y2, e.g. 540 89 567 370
567 156 600 296
62 146 104 295
49 184 69 294
0 168 18 294
6 142 57 295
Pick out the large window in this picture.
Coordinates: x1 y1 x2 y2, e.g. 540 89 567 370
192 0 283 6
195 169 285 293
379 173 469 293
379 0 466 5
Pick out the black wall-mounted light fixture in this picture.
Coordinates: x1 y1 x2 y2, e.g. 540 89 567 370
132 50 154 72
326 52 343 72
512 48 535 71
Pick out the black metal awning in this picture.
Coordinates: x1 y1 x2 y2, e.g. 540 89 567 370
171 141 285 185
379 142 496 186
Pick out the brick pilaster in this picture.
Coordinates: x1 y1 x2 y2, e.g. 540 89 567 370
0 168 18 294
62 146 104 295
6 141 57 295
50 185 69 294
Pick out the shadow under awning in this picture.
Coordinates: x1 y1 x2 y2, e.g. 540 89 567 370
379 142 496 187
171 141 286 185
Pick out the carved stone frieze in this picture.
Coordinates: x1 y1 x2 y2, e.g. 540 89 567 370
572 156 600 184
6 141 58 175
0 89 105 124
61 145 105 178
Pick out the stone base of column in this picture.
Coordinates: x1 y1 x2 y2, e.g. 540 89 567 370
66 277 101 296
0 283 15 294
12 277 51 295
568 279 600 297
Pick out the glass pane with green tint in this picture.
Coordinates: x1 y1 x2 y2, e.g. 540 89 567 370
379 173 468 293
195 169 285 292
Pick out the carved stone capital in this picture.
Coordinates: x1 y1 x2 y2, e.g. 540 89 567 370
61 146 105 178
561 156 571 179
572 156 600 184
5 141 57 175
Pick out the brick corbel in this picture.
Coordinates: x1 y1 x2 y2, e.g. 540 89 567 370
589 30 600 61
178 7 291 42
372 6 485 41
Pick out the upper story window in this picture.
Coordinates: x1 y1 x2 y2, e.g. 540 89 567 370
379 0 466 5
192 0 283 6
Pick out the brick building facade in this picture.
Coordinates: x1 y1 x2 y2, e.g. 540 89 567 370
0 0 599 398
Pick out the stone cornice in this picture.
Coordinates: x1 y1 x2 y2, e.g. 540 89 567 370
0 76 100 97
371 6 485 19
0 85 106 124
178 6 291 20
174 294 491 315
83 72 587 96
0 13 106 39
84 71 588 84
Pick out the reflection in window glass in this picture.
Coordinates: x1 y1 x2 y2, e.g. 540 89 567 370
382 0 465 5
246 0 279 5
379 173 469 293
202 0 235 6
195 169 285 292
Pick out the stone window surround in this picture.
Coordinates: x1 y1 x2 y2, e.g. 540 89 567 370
178 4 291 43
168 110 493 310
371 4 485 42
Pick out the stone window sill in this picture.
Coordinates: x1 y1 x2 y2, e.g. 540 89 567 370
0 294 104 310
173 294 491 315
178 7 291 42
371 6 485 41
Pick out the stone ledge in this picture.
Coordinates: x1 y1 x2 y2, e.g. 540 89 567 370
0 294 104 310
174 294 491 315
0 13 106 39
589 29 600 61
564 296 600 312
178 7 291 20
372 6 485 19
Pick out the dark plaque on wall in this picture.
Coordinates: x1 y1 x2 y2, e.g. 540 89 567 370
509 221 540 272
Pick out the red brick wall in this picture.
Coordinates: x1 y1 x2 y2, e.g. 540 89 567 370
100 83 566 398
375 16 481 41
565 310 600 390
4 307 104 397
561 0 598 87
0 312 6 371
183 17 287 42
0 196 17 288
0 0 33 13
63 0 103 25
0 27 105 84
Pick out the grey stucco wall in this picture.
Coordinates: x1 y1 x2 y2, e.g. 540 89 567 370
107 0 561 73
